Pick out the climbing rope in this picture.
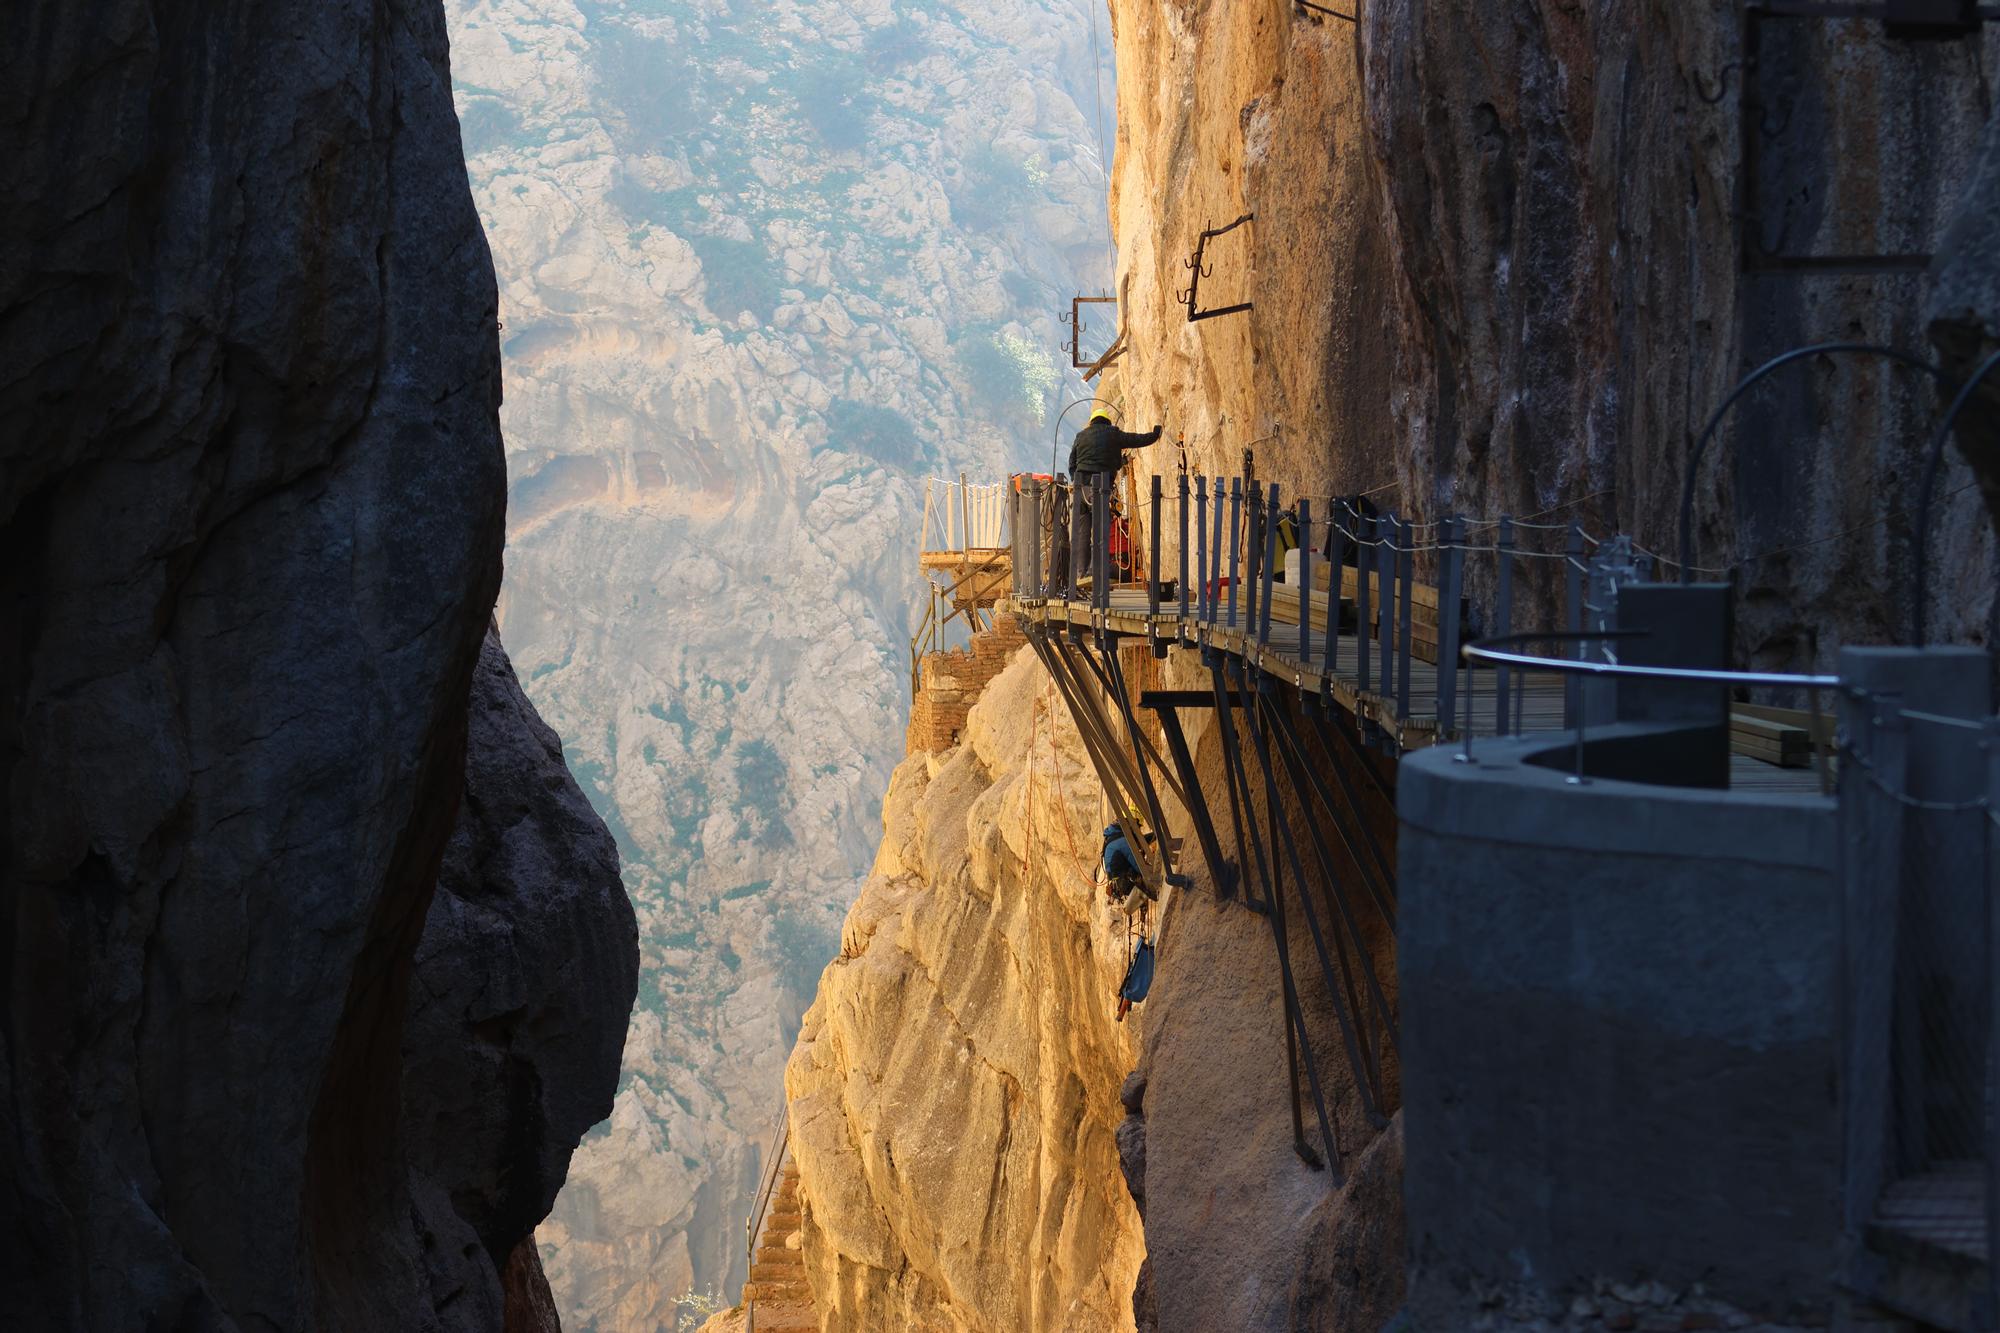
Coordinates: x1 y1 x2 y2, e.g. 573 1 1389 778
1085 0 1114 282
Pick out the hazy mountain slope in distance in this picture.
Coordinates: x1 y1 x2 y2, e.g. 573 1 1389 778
442 0 1115 1325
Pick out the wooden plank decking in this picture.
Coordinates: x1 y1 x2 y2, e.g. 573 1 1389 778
1009 586 1830 798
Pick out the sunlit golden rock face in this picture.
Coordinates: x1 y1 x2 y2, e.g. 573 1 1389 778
443 0 1119 1326
1105 2 1996 657
786 648 1146 1333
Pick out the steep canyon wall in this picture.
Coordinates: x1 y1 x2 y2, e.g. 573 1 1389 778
777 5 2000 1333
1 3 635 1327
786 646 1145 1333
1107 0 1998 658
439 2 1122 1321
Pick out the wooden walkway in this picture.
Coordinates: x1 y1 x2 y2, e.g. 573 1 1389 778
1009 586 1828 797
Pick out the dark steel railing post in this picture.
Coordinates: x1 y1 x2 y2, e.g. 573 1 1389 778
1211 475 1227 627
1031 477 1044 598
1377 510 1396 700
1564 521 1585 727
1010 484 1023 597
1068 479 1085 604
1178 473 1191 630
1495 516 1514 734
1227 476 1243 631
1244 480 1263 648
1149 475 1163 617
1436 516 1463 735
1297 500 1313 665
1356 512 1373 693
1195 476 1210 625
1323 503 1344 686
1096 472 1111 611
1396 517 1414 722
1260 484 1281 648
1150 475 1165 656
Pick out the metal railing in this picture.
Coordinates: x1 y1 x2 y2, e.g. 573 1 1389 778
1453 633 1840 790
920 474 1009 554
1007 467 1626 743
741 1103 792 1333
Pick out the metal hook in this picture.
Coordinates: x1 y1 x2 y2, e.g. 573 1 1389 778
1693 60 1739 105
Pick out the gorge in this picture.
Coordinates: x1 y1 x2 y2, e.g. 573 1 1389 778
7 1 2000 1331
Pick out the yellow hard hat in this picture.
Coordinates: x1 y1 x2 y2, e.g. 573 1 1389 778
1089 406 1112 422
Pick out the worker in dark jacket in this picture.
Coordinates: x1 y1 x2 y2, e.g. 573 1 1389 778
1064 409 1162 588
1101 822 1154 912
1068 407 1162 486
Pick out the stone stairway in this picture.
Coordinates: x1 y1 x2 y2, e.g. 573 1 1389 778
742 1164 817 1331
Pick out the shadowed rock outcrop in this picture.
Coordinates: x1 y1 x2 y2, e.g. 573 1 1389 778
0 1 634 1328
404 629 639 1323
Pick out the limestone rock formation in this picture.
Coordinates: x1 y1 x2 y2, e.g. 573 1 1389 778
0 0 632 1327
785 647 1145 1333
439 0 1120 1321
1105 1 1997 658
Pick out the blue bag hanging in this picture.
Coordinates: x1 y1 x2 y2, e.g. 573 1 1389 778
1119 938 1156 1004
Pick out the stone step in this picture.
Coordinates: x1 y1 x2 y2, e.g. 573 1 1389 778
750 1261 807 1283
761 1210 802 1231
748 1308 818 1333
755 1244 801 1264
753 1254 805 1274
743 1281 812 1304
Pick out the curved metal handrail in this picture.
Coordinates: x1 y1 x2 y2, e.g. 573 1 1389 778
1462 640 1839 690
1911 346 2000 645
1677 342 1955 583
742 1101 792 1316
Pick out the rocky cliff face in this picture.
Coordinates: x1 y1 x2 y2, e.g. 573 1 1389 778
438 0 1120 1323
405 629 639 1325
768 8 2000 1333
786 645 1145 1333
0 2 633 1327
1106 0 1997 656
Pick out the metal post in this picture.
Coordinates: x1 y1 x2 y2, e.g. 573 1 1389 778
1149 475 1163 617
1010 485 1023 596
1178 473 1191 629
1565 521 1585 727
1195 476 1209 625
1030 477 1044 598
1248 478 1264 648
1324 507 1344 684
1226 476 1243 631
1210 476 1227 626
1068 479 1085 603
1378 511 1395 703
1436 516 1463 736
1260 484 1281 648
1096 472 1111 611
1356 513 1373 693
1298 501 1313 665
1396 517 1414 722
1148 697 1235 896
1150 475 1165 656
1495 516 1514 734
959 472 970 555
